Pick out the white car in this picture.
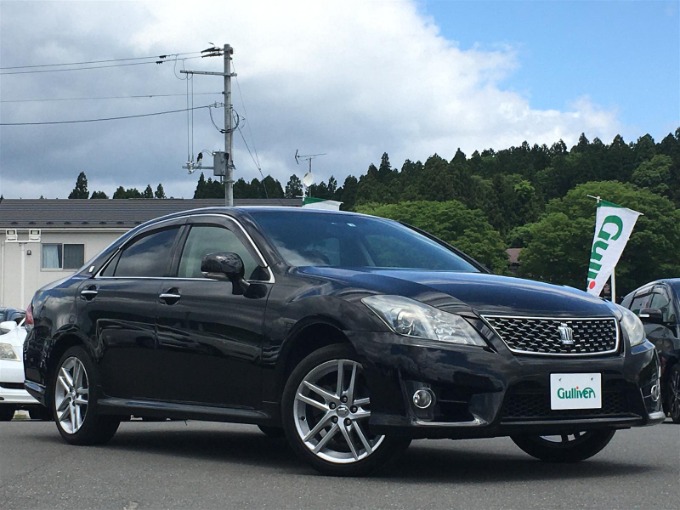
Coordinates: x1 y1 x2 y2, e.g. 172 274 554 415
0 318 49 420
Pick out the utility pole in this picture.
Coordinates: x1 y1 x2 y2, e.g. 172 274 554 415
181 44 236 206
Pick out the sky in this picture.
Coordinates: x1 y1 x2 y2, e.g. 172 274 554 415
0 0 678 200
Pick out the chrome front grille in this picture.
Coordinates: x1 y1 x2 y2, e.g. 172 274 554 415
482 316 619 356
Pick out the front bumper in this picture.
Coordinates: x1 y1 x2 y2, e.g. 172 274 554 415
0 360 39 406
351 332 665 439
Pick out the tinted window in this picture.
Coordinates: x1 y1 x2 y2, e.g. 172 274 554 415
248 210 480 271
630 292 652 315
177 225 259 279
111 227 179 277
649 289 673 322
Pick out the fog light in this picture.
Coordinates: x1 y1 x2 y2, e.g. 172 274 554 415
651 384 660 402
412 389 434 409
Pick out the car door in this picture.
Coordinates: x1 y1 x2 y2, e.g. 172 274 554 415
78 221 183 400
644 284 680 352
153 215 272 408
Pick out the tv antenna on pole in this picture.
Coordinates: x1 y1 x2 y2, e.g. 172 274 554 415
295 150 325 196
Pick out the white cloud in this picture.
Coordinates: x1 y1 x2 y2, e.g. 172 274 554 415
0 0 621 199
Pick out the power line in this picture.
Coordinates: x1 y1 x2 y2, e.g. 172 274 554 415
0 92 219 104
0 104 216 126
0 57 206 75
0 52 200 70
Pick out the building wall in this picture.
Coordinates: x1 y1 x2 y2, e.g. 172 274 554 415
0 229 125 309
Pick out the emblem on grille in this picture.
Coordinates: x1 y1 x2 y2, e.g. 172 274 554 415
557 323 575 345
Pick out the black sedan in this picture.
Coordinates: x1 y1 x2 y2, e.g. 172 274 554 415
621 278 680 423
23 207 665 475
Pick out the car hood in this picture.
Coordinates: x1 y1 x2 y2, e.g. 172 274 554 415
296 267 615 317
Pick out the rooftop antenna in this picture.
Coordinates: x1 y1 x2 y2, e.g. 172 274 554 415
295 149 325 198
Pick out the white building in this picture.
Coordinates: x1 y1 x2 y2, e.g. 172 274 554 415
0 198 299 309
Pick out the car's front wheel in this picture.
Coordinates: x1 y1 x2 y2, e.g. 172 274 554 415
282 344 410 476
511 429 616 462
666 363 680 424
52 346 120 445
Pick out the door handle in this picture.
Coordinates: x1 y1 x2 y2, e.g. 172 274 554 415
159 289 181 304
80 286 98 300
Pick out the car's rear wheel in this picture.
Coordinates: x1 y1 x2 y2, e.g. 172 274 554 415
282 344 410 476
52 346 120 445
667 363 680 424
0 405 16 421
511 429 616 462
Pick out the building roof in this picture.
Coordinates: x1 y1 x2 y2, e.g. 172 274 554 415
0 198 301 230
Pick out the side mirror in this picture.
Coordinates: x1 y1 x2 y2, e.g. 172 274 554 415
201 252 250 295
638 308 664 325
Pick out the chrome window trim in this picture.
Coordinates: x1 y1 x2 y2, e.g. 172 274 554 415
94 212 275 284
184 213 274 284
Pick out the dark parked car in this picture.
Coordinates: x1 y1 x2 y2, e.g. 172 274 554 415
621 279 680 423
24 207 664 475
0 307 25 324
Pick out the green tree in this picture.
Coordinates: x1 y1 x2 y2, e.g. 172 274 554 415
518 181 680 296
356 200 508 273
193 173 224 198
155 183 166 199
142 185 154 198
339 175 358 209
68 172 89 199
285 174 303 198
90 191 108 199
112 186 142 199
631 155 672 197
262 176 284 198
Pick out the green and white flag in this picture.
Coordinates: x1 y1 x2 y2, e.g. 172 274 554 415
302 197 343 210
586 200 641 296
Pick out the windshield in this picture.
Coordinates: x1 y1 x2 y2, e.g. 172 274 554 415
247 210 481 272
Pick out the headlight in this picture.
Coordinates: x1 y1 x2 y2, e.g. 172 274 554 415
0 342 18 361
616 304 646 347
362 295 486 346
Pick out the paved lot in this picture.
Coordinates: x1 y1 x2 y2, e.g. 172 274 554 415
0 416 678 510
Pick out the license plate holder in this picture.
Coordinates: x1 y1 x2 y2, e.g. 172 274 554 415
550 373 602 410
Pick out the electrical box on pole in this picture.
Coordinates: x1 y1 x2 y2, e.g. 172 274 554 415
179 44 236 206
213 152 228 176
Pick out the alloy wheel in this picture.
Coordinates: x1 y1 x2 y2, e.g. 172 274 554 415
54 356 90 434
293 358 385 464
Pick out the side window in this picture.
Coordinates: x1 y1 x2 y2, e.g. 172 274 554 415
177 225 259 279
109 227 179 277
630 292 652 315
649 289 672 322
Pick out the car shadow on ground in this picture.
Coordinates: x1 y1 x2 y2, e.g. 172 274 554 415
24 418 666 481
26 420 654 482
378 441 656 483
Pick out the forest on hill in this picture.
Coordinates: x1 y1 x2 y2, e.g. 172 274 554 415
72 129 680 296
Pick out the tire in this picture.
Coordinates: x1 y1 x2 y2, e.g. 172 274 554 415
511 429 616 462
0 405 16 421
282 344 410 476
52 346 120 445
28 406 52 421
666 363 680 424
